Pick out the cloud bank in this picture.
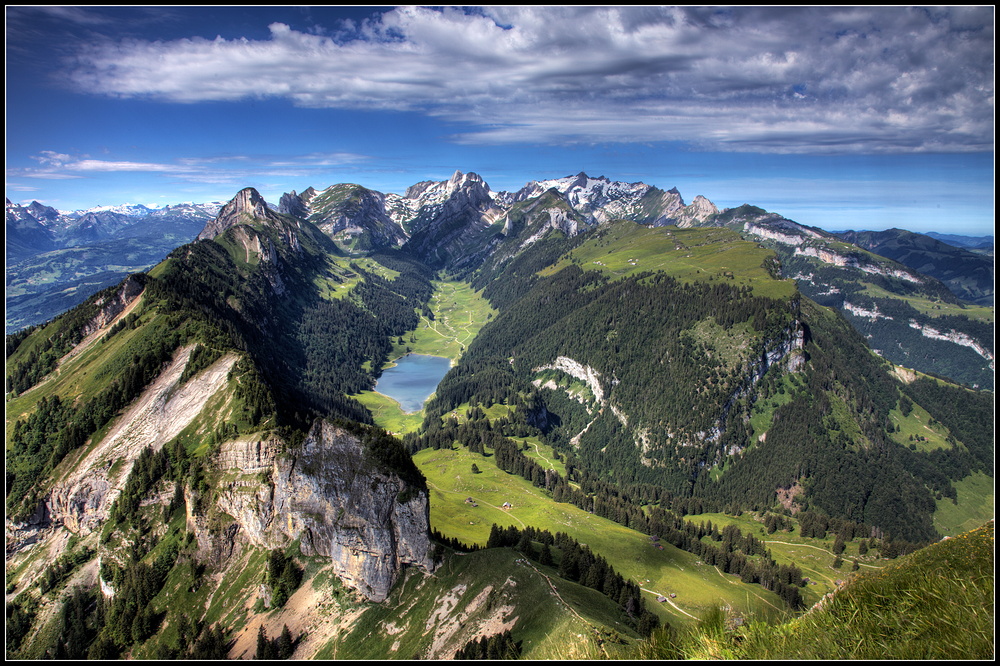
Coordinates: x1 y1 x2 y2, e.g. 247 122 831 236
57 6 995 154
13 150 372 185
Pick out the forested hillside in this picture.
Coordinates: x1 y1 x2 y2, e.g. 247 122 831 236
415 220 992 544
5 182 993 661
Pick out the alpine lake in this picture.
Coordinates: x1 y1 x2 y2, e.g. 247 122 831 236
374 353 453 414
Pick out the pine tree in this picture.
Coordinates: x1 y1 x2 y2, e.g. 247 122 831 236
255 625 273 660
277 625 294 659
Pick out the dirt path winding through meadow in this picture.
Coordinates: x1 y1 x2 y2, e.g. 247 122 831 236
764 539 882 570
522 558 610 659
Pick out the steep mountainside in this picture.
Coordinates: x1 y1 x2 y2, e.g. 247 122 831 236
836 228 994 305
279 184 407 253
695 205 994 389
418 218 992 543
5 189 444 658
5 176 993 661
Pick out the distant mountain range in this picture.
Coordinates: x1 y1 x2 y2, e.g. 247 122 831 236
835 228 994 306
6 198 223 261
924 231 994 251
6 172 994 389
6 199 222 332
5 176 993 660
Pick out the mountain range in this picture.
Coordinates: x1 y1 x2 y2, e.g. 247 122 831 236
4 171 994 659
8 171 993 386
5 199 222 333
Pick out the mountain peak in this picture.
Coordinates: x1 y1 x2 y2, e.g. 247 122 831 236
198 187 283 240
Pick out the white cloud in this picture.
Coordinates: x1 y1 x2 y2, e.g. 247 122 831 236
60 6 995 153
10 150 374 186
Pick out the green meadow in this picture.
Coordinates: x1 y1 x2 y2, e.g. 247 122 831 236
539 223 797 300
413 444 789 627
933 471 994 536
683 512 889 596
860 282 995 323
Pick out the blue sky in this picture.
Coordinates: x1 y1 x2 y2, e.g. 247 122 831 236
5 6 995 236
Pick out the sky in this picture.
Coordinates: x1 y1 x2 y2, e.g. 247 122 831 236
5 5 995 236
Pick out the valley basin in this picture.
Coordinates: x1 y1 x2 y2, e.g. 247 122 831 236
375 353 452 413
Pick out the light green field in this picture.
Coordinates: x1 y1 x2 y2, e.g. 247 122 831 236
438 401 517 426
413 445 789 626
313 256 400 300
511 436 569 478
860 283 995 323
352 390 425 435
404 279 496 360
887 401 955 452
933 471 995 536
539 223 797 300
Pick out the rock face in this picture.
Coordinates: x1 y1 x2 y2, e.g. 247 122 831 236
198 187 288 241
398 170 505 269
43 347 238 536
306 184 408 250
213 420 434 602
673 195 719 228
79 273 146 337
278 187 317 219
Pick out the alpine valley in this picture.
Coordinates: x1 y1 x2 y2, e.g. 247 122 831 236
5 171 994 660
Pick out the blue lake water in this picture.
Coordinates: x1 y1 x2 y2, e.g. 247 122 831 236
376 354 452 413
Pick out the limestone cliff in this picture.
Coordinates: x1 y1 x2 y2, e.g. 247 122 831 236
210 419 434 602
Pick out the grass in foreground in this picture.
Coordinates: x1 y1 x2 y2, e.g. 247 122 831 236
635 521 994 660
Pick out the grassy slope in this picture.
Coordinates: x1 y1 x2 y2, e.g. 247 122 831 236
539 223 797 300
683 512 889 593
861 282 994 324
723 521 995 660
933 472 995 536
413 444 790 627
323 547 641 660
6 300 165 438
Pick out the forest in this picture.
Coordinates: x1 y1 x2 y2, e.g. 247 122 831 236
416 231 992 544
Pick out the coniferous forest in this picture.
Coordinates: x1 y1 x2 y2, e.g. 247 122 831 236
5 181 992 661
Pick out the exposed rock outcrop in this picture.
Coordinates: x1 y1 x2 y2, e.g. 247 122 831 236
906 320 994 366
793 245 924 284
198 187 286 241
278 186 318 219
43 347 239 536
79 273 146 338
397 170 505 269
211 419 434 602
533 356 605 403
673 195 719 228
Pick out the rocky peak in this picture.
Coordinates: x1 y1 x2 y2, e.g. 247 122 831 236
6 199 62 226
198 187 284 240
672 195 719 228
278 186 317 219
